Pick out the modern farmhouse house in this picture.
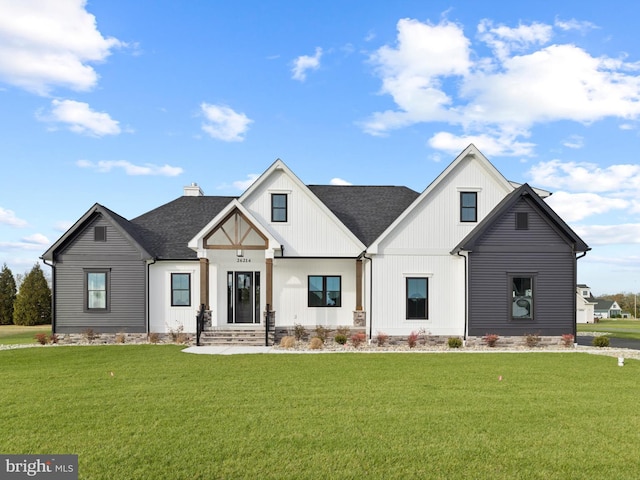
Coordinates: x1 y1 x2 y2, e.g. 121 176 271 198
41 145 589 343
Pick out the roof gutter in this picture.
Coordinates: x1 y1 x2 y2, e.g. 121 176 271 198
455 251 469 341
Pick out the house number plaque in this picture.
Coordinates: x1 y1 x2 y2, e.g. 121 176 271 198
237 258 251 263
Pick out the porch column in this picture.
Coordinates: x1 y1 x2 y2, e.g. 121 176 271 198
266 258 273 308
199 257 209 308
356 259 363 310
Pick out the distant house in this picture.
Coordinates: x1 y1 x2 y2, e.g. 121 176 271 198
41 145 590 343
594 299 622 319
576 284 597 324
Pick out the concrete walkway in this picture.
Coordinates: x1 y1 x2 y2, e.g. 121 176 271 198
182 345 276 355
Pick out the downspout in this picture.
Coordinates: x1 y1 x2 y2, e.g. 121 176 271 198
146 258 157 334
41 258 55 333
362 252 373 341
456 251 468 341
574 250 588 341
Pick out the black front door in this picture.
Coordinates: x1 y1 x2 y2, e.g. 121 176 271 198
234 272 253 323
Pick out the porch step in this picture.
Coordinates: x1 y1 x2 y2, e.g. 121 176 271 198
199 329 274 347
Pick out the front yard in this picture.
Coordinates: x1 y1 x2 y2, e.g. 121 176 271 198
1 345 639 479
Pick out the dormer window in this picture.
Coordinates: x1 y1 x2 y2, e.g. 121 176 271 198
271 193 287 222
460 192 477 222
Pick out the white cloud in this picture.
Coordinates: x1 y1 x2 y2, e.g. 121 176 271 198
554 18 598 34
0 0 124 95
478 19 552 59
529 160 640 193
364 17 640 156
292 47 323 81
22 233 49 245
0 207 27 227
428 131 535 157
545 191 628 222
200 103 252 142
39 99 121 136
330 178 352 186
573 223 640 246
233 174 259 191
76 159 183 176
562 135 584 149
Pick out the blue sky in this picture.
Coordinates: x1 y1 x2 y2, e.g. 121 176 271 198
1 0 640 296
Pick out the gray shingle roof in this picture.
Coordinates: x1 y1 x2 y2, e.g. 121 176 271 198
131 196 237 259
309 185 419 246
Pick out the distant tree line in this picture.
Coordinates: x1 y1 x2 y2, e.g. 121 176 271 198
0 263 51 325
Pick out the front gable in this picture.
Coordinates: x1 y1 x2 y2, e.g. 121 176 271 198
368 144 514 254
42 203 152 262
239 160 365 256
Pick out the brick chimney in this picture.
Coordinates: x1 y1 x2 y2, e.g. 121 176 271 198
183 182 204 196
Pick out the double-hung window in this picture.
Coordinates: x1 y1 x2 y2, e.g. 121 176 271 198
171 273 191 307
85 269 109 312
406 277 428 319
460 192 477 222
271 193 287 222
308 275 341 307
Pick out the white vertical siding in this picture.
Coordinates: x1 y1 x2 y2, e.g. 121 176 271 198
149 261 199 333
242 170 363 256
369 254 466 336
272 258 357 327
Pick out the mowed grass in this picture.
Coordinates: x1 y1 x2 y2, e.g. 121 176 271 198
0 324 51 344
578 319 640 340
1 346 639 479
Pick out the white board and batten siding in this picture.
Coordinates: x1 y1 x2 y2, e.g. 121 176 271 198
149 261 200 333
241 168 364 257
273 258 357 327
368 153 513 336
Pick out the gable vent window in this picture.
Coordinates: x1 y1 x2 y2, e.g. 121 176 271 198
516 212 529 230
94 226 107 242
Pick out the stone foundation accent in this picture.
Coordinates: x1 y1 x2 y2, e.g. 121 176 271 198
465 335 570 348
53 332 195 346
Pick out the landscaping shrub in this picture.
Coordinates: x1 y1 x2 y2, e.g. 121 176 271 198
115 333 126 344
34 333 48 345
334 334 347 345
561 333 574 347
148 332 160 344
524 332 541 348
293 323 307 341
49 333 58 344
336 326 350 337
448 337 462 348
314 325 328 343
309 337 323 350
483 333 499 347
350 332 366 348
83 328 98 343
407 331 419 348
376 332 389 347
592 335 610 348
280 336 295 349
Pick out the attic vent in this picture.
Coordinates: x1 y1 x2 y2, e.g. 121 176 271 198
515 212 528 230
94 226 106 242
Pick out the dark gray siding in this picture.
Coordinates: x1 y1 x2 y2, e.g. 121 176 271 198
54 215 147 333
468 199 576 336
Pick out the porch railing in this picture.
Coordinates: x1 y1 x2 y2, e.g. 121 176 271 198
196 303 206 346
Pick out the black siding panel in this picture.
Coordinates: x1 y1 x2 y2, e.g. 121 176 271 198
468 199 576 336
54 215 147 333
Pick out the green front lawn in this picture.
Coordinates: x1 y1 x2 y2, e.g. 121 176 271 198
0 324 51 345
1 346 639 479
578 319 640 340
